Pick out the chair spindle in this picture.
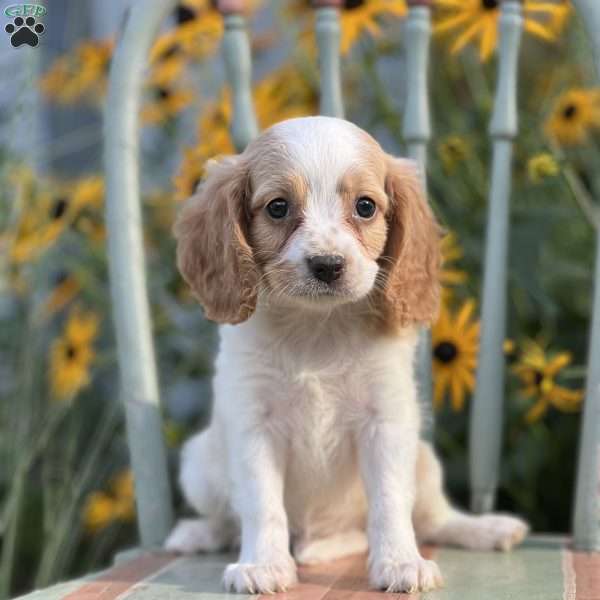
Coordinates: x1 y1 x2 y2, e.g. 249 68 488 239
402 0 434 421
104 0 177 547
313 0 345 118
469 0 523 514
218 0 259 151
571 0 600 554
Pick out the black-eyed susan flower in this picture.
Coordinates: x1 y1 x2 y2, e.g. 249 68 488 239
433 0 571 62
527 153 559 182
438 136 470 173
432 299 480 411
42 272 80 318
173 66 316 200
82 470 135 534
49 307 99 400
440 232 468 300
141 86 195 125
513 339 583 423
544 88 600 146
173 96 234 201
338 0 406 54
8 170 80 263
71 176 104 210
289 0 406 55
254 66 318 125
40 39 114 105
150 0 265 66
70 176 106 242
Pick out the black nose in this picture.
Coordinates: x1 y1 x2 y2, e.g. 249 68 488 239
307 255 345 283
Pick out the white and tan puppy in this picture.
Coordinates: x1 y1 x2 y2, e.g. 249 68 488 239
166 116 528 594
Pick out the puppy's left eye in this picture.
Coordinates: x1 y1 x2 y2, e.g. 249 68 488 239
355 197 376 219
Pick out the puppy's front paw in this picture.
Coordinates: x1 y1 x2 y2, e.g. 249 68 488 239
369 557 443 593
223 561 298 594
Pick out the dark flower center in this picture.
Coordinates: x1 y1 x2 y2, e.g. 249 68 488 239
344 0 365 10
434 341 458 363
53 270 69 286
66 345 77 360
51 198 69 220
563 104 577 119
534 371 544 386
175 5 196 24
156 87 171 100
482 0 498 9
158 44 181 61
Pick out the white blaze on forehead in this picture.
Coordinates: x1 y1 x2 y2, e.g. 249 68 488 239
269 116 365 222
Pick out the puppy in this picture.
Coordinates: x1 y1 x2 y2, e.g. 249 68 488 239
166 116 528 594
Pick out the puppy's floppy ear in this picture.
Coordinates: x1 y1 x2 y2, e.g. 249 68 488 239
173 155 258 324
378 156 442 329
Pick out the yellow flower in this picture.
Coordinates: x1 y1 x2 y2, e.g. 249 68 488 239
8 171 81 263
527 153 559 183
433 0 571 62
147 52 187 89
440 232 468 300
82 470 136 534
151 3 223 64
432 299 480 412
43 272 80 318
49 308 99 400
70 176 106 242
173 66 316 200
254 66 318 126
82 492 116 533
40 39 114 105
72 176 104 210
338 0 406 54
438 136 469 173
544 88 600 146
290 0 406 55
513 339 583 422
141 86 195 125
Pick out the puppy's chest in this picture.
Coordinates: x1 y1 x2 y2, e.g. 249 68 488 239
278 370 360 466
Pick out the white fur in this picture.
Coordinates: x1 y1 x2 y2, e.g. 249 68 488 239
166 117 529 594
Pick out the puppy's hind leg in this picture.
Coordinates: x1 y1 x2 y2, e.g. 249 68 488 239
413 442 529 551
165 430 236 554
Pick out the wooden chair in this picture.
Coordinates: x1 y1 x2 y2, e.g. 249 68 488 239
19 0 600 598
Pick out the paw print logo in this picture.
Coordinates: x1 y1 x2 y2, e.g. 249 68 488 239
5 16 44 48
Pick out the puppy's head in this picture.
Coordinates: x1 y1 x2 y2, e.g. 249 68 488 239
174 116 441 328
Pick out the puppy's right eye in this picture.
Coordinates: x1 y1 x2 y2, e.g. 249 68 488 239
266 198 289 220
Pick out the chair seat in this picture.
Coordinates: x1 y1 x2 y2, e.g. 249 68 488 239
15 536 600 600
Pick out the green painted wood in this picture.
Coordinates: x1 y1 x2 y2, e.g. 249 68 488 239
571 0 600 553
573 232 600 551
402 3 434 430
15 539 573 600
221 12 259 151
124 554 254 600
315 7 344 118
428 538 565 600
402 5 431 164
104 0 175 547
469 1 523 515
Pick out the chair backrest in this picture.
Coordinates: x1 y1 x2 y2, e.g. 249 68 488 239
104 0 600 552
